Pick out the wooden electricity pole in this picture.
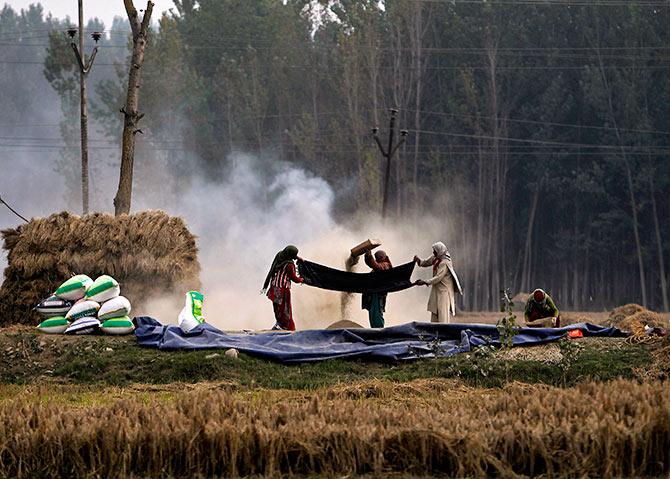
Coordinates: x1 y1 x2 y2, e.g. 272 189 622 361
113 0 154 216
78 1 88 214
372 109 408 219
67 1 100 215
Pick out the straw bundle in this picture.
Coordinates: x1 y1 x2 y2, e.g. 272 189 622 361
0 211 200 326
606 304 669 332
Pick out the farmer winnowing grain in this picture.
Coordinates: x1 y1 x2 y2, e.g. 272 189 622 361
414 242 463 323
262 245 304 331
361 250 392 328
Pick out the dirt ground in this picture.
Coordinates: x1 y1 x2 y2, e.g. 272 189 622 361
456 310 612 325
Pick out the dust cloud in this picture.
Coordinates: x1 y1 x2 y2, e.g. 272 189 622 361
1 146 460 330
134 152 456 330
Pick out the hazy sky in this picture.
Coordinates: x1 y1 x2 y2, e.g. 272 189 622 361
5 0 175 28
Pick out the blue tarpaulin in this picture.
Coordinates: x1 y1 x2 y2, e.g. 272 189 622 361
134 317 626 364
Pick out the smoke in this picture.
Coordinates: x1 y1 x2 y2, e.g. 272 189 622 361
1 139 458 330
132 151 453 330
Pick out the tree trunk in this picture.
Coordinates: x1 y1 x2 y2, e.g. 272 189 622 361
520 180 541 292
595 47 647 307
114 0 154 216
650 173 669 311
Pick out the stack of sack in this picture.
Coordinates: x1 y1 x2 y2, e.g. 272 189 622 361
35 274 134 335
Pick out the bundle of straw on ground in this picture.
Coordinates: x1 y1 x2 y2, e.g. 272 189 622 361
606 303 670 333
0 379 667 478
0 211 200 326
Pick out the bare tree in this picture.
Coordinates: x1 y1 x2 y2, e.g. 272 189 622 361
113 0 154 216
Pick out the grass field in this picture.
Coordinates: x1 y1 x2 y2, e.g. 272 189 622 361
1 317 669 478
0 326 663 388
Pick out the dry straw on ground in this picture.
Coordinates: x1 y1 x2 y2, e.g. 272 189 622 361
605 303 670 334
0 379 667 478
0 211 200 325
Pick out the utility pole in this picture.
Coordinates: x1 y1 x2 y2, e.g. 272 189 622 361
66 2 101 215
372 108 408 219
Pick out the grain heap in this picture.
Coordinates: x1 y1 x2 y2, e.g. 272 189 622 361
0 211 200 326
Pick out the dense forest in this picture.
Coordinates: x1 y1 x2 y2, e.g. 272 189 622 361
2 1 669 311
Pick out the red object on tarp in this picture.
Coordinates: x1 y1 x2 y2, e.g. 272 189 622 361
567 329 584 339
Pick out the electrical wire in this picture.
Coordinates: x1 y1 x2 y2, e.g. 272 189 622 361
0 195 29 223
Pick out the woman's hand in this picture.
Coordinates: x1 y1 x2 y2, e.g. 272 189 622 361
414 279 425 286
413 255 420 264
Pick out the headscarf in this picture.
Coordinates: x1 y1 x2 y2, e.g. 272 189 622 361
263 245 299 290
374 250 392 266
533 288 546 304
432 242 450 260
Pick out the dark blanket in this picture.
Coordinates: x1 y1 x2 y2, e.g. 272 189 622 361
134 317 627 364
298 259 416 294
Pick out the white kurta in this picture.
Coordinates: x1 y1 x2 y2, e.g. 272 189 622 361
419 256 462 323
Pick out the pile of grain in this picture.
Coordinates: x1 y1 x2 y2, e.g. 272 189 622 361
0 211 200 326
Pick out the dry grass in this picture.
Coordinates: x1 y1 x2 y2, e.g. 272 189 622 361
605 303 670 339
0 379 667 478
0 211 200 325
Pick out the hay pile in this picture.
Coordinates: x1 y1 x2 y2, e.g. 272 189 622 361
606 303 669 333
511 292 529 312
0 211 200 326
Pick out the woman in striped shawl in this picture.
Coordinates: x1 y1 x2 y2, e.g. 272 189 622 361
414 242 463 323
262 245 304 331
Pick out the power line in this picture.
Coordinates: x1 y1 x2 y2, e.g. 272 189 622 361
403 108 670 136
0 195 29 223
5 59 670 72
416 0 670 5
407 128 670 151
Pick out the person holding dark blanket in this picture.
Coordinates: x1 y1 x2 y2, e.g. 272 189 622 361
263 245 304 331
414 242 463 323
362 250 392 328
524 288 560 328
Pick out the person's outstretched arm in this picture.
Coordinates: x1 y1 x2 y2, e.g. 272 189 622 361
365 251 386 271
287 262 304 283
414 255 434 267
546 295 559 317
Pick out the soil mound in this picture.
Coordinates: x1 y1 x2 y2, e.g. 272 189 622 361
0 210 200 326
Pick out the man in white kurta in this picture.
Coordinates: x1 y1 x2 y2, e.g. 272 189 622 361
414 242 463 323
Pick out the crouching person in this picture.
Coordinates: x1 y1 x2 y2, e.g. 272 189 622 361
524 288 560 328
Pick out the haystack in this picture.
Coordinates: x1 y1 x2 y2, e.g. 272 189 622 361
511 292 530 312
0 211 200 326
606 303 669 333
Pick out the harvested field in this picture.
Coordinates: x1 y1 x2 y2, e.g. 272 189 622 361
0 211 200 325
0 379 668 478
